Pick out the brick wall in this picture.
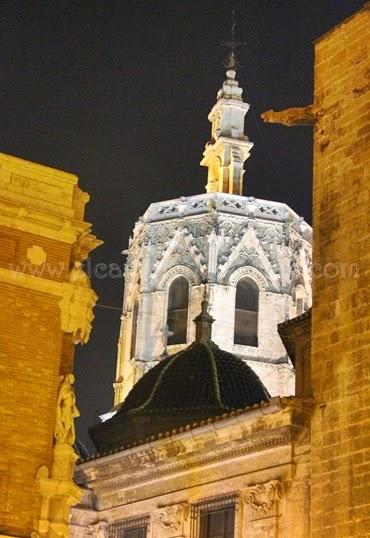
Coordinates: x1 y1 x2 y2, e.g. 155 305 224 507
0 225 71 281
311 5 370 537
0 284 63 536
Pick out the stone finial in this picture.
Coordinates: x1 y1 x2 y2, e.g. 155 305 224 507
194 287 215 343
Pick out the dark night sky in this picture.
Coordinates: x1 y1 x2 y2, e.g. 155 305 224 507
0 0 364 448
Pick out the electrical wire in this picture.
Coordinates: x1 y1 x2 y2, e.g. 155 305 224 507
95 303 122 311
249 103 293 204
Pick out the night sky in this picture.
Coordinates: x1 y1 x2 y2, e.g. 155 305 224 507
0 0 364 448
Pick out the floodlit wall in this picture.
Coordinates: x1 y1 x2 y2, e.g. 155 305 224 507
0 153 101 537
311 5 370 537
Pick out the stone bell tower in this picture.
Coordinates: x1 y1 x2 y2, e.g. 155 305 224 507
109 63 312 411
201 66 253 195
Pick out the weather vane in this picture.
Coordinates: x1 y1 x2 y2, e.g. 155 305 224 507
220 8 246 70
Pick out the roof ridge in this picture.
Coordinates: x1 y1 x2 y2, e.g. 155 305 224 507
206 343 223 408
133 347 189 411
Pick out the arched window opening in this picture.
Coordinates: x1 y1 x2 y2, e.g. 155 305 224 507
167 276 189 345
234 278 259 347
295 286 307 316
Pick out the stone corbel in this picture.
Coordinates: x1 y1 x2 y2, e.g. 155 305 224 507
261 105 322 126
35 455 83 538
153 502 189 537
72 230 102 264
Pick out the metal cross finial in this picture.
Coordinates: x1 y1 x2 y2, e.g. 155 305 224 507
221 8 246 70
203 281 208 302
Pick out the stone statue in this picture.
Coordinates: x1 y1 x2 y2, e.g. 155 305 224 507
54 374 80 445
68 260 91 288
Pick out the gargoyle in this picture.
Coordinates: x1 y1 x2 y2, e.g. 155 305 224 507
261 105 321 126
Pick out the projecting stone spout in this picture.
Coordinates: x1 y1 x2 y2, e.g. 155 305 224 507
261 105 322 126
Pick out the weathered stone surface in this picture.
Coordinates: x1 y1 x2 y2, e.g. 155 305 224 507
71 398 311 538
114 193 312 405
310 5 370 537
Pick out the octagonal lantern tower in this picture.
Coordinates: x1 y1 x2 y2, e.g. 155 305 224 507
111 66 312 408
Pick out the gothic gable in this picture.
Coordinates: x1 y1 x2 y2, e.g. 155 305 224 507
218 225 280 290
151 226 207 287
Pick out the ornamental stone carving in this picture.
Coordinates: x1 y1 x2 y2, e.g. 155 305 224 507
26 244 47 265
157 264 200 290
153 503 189 537
228 265 269 290
59 276 98 344
244 479 283 515
89 521 109 538
114 190 312 404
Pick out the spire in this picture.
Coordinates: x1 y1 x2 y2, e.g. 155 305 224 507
194 285 215 344
200 11 253 196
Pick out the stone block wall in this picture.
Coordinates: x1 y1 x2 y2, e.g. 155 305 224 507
311 5 370 537
0 285 63 535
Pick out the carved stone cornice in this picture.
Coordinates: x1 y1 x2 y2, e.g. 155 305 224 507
84 427 294 506
117 428 292 492
0 152 102 249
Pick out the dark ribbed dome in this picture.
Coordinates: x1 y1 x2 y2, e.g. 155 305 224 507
90 340 270 452
119 341 268 413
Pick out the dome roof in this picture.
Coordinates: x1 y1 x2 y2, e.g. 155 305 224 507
90 339 269 452
119 341 269 414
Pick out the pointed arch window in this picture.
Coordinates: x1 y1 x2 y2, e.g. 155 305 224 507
234 278 259 347
167 276 189 345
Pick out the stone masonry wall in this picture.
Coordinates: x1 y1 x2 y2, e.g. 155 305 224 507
0 284 63 536
311 5 370 537
0 153 101 537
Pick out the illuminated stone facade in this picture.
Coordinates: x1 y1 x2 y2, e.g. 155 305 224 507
72 398 310 538
113 69 312 406
263 4 370 537
311 7 370 537
72 5 368 538
0 153 101 538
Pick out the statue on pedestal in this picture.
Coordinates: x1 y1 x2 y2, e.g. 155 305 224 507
54 374 80 446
